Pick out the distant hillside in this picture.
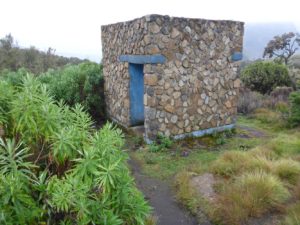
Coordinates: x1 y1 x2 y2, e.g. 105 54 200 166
0 34 90 74
243 22 299 60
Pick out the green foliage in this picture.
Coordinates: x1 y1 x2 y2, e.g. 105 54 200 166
148 134 173 153
0 68 29 86
39 62 105 120
241 61 291 94
0 75 151 224
148 144 161 153
288 91 300 127
0 80 14 127
0 138 41 224
157 134 173 148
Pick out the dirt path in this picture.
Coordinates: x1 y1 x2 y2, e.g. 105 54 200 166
128 158 200 225
236 125 269 138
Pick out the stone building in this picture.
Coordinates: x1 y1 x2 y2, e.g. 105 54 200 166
101 14 244 142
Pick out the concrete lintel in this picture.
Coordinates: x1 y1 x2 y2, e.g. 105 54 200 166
119 54 166 64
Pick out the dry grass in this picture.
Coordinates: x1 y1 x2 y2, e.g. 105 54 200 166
248 146 278 160
272 159 300 185
253 108 281 124
144 215 158 225
283 202 300 225
214 171 290 225
211 150 273 178
211 151 250 177
173 171 202 215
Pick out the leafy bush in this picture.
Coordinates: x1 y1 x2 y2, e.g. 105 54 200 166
241 61 291 94
0 80 14 128
0 68 29 86
40 62 105 121
288 91 300 127
0 75 151 224
215 171 290 225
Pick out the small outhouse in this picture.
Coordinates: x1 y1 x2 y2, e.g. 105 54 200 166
101 14 244 142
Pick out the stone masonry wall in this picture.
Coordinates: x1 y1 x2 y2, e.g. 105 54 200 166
101 17 147 126
101 15 244 140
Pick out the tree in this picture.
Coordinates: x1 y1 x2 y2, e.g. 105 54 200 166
263 32 300 65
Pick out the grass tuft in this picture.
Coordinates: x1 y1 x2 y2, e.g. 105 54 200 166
283 202 300 225
211 151 273 177
214 171 290 225
174 171 201 214
272 159 300 185
211 151 249 177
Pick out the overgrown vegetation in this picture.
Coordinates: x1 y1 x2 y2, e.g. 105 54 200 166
0 75 150 224
0 34 87 74
39 62 105 120
288 91 300 127
0 61 105 122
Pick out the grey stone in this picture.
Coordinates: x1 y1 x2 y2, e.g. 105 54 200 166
171 115 178 123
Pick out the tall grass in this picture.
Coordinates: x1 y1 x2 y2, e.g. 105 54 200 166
214 171 290 225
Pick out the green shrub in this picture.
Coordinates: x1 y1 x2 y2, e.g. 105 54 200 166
241 61 291 94
0 80 14 128
40 62 105 121
0 68 29 86
288 91 300 127
0 75 151 224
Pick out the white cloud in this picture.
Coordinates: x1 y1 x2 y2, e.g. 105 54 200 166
1 0 299 62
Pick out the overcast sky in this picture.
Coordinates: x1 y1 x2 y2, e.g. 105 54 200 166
1 0 299 62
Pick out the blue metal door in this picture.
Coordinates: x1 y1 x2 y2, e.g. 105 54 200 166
129 63 144 126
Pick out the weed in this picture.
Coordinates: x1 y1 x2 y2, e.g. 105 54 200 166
157 134 173 148
131 135 144 147
148 144 161 153
147 134 173 153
